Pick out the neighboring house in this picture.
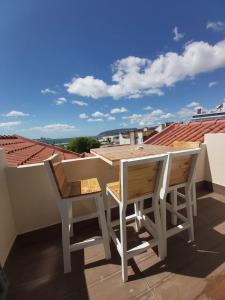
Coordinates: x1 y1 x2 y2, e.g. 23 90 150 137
99 127 156 146
118 133 130 145
0 135 91 166
155 122 173 133
144 119 225 145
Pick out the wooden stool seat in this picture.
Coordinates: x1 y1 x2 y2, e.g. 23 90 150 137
62 178 101 198
106 181 120 199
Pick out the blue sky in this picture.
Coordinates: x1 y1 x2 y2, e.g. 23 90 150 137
1 0 225 138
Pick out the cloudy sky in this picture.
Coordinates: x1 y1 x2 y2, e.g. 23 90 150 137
1 0 225 138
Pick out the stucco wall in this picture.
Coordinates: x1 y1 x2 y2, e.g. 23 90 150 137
0 150 17 266
6 156 119 234
195 143 207 183
204 133 225 186
7 162 60 234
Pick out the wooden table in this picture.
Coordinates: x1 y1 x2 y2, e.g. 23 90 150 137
91 144 177 166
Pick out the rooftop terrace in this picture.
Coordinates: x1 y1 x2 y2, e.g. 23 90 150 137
2 123 225 300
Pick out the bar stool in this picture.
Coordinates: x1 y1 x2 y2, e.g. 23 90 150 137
171 140 201 219
106 154 168 282
44 154 111 273
160 148 201 257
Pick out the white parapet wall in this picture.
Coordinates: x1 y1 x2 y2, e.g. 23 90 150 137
204 133 225 186
6 156 119 234
0 150 17 266
195 143 208 183
7 162 60 235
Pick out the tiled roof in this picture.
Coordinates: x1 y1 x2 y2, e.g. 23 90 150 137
144 119 225 145
0 135 91 166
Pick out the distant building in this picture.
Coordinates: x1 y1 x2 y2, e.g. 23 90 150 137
192 103 225 121
98 127 157 146
155 122 173 133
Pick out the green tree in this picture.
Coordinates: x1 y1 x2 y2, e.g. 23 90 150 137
67 137 100 153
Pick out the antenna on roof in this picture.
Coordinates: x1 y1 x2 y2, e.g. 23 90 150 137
216 103 223 111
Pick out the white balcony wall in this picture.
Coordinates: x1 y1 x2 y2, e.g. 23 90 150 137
0 150 17 266
195 144 208 183
6 157 119 235
204 133 225 186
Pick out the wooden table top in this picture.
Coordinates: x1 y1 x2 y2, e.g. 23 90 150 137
90 144 178 166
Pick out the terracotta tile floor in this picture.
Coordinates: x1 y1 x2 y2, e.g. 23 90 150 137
4 190 225 300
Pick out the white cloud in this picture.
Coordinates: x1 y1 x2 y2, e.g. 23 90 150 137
55 97 67 105
107 116 116 121
41 88 57 95
186 101 200 108
122 113 143 120
79 111 113 121
110 107 127 114
0 121 21 128
173 26 185 41
5 110 29 117
206 21 225 32
144 105 153 110
160 113 175 119
122 109 175 127
177 107 195 118
65 39 225 99
79 113 88 119
28 124 78 132
150 109 164 116
208 81 218 88
91 111 104 118
87 118 103 122
71 100 88 106
65 76 108 99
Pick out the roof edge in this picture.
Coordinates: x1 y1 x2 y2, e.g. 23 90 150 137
15 135 81 156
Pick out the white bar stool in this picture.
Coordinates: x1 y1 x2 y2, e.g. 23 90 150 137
160 148 201 257
106 154 168 282
44 154 111 273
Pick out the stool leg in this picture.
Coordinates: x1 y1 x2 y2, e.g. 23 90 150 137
120 204 128 282
106 192 112 232
61 205 71 273
95 195 111 260
185 187 194 241
153 196 164 260
139 200 144 229
192 184 197 216
160 196 167 258
68 202 74 237
97 209 102 232
171 189 178 225
134 202 140 232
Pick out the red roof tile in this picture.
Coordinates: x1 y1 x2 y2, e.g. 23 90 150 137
0 135 91 166
144 119 225 146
